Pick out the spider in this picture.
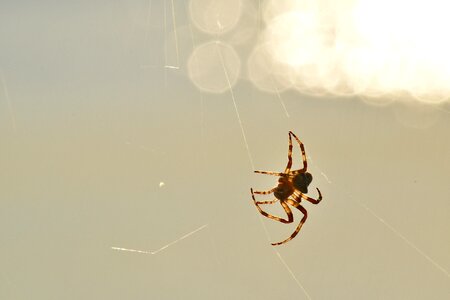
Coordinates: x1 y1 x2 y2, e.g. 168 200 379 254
251 131 322 246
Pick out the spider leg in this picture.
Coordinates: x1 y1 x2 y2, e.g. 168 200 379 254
252 187 277 195
254 170 284 176
295 188 322 204
289 131 308 174
271 199 308 246
284 131 294 173
255 200 278 205
253 187 278 204
250 189 293 224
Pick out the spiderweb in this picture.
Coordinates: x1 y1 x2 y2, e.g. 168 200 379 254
1 1 448 300
110 1 450 299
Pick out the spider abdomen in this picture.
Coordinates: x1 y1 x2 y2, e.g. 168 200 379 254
293 172 313 193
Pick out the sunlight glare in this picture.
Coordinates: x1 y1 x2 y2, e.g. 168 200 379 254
250 0 450 103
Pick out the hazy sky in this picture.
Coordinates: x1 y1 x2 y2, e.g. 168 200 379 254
1 1 449 299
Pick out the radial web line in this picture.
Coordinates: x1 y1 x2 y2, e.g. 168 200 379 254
163 0 168 86
140 0 155 69
215 42 255 170
170 0 180 67
257 0 262 32
144 0 152 43
111 224 208 255
274 85 290 118
435 105 450 114
308 155 450 280
186 3 310 295
307 155 331 183
257 214 312 299
276 252 312 300
0 70 16 132
186 18 206 168
355 199 450 279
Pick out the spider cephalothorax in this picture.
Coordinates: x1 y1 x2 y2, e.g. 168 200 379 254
250 131 323 246
293 172 313 194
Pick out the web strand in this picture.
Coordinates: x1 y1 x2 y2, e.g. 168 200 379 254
274 85 290 118
307 154 450 280
111 224 208 255
0 70 17 132
144 0 152 43
257 213 312 299
186 5 311 297
186 19 206 170
355 198 450 279
163 0 168 87
215 41 255 170
170 0 180 68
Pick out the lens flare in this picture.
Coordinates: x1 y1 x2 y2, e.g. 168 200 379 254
188 41 241 93
249 0 450 103
189 0 242 35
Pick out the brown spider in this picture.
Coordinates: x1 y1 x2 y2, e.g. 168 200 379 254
251 131 322 246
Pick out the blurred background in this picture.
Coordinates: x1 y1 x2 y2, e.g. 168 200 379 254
1 1 449 299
